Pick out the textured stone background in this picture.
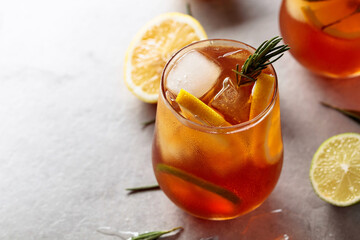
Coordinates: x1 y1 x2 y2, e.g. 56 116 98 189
1 0 359 239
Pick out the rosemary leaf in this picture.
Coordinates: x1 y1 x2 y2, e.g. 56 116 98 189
126 185 161 194
132 227 183 240
142 119 156 128
186 3 193 16
232 69 256 84
235 64 240 85
321 102 360 124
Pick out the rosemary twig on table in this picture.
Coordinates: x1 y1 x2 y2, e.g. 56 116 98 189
232 36 289 86
321 102 360 124
126 185 161 194
142 119 156 128
132 227 183 240
186 3 193 16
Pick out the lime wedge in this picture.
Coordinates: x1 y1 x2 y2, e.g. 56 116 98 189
156 164 240 204
310 133 360 206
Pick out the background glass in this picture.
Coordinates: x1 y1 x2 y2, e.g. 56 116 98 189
279 0 360 78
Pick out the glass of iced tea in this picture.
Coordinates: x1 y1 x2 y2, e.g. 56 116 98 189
279 0 360 78
152 39 284 220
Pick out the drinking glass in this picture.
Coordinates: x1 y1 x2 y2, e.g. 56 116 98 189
279 0 360 78
152 39 283 220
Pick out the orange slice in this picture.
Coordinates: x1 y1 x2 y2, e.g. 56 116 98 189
124 12 207 103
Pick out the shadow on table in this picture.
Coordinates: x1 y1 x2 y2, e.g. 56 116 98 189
140 102 157 130
325 203 360 240
307 72 360 110
180 0 257 29
181 198 311 239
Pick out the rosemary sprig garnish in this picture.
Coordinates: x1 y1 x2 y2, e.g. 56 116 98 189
132 227 183 240
232 36 289 86
321 102 360 124
126 184 160 194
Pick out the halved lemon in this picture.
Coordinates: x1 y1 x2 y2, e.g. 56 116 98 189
310 133 360 206
124 12 207 103
175 89 230 127
301 1 360 39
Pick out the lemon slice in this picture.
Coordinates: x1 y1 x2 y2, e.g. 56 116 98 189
310 133 360 206
249 73 275 120
124 12 207 103
175 89 230 127
301 4 360 40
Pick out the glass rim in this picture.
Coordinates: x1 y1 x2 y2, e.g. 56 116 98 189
160 38 279 134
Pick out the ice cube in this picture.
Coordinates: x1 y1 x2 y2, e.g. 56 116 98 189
209 77 253 124
166 50 221 98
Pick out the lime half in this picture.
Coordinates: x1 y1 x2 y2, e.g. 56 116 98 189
310 133 360 206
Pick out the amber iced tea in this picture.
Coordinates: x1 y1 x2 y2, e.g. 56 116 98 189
152 39 283 220
279 0 360 78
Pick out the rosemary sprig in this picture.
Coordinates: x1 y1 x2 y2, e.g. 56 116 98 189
126 184 160 194
321 102 360 124
132 227 183 240
232 36 289 86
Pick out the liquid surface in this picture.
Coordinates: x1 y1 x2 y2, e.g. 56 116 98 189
166 44 274 125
